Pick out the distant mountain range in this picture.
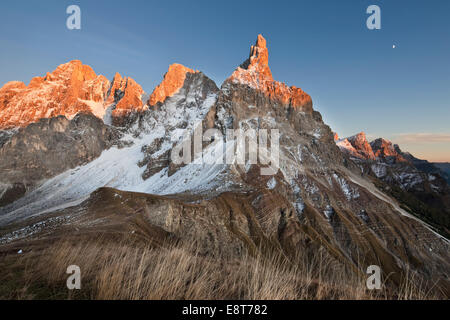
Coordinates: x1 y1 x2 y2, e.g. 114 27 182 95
335 132 450 237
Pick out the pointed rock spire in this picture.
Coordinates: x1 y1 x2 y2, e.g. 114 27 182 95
113 77 145 116
229 34 312 112
370 138 406 162
346 132 376 160
105 73 125 106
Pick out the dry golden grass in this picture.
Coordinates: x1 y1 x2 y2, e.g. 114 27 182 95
0 234 442 300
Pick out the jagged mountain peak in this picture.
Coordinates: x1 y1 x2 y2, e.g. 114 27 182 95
0 60 145 129
348 131 368 141
337 132 407 163
112 72 123 81
239 34 272 79
345 132 376 160
50 60 97 81
370 137 407 162
147 63 199 106
0 81 27 90
371 137 390 144
228 34 312 112
336 131 385 161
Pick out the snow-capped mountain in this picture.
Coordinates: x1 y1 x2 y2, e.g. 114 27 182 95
0 35 449 295
0 60 146 129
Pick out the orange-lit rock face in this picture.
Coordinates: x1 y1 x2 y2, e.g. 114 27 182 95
334 133 340 141
0 81 27 112
371 138 407 162
229 34 312 112
337 134 409 162
0 60 145 129
105 73 145 117
148 63 197 106
346 132 376 160
114 77 145 116
104 73 125 107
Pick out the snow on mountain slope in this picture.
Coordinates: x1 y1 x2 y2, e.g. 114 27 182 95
229 35 312 113
0 76 221 225
129 139 240 196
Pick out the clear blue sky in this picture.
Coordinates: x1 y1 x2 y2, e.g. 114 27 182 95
0 0 449 161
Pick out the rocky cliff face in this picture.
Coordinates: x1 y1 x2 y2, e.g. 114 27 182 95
148 64 199 106
0 113 122 207
0 60 146 130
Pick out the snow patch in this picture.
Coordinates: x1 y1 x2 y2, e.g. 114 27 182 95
0 92 219 225
267 177 277 190
333 173 360 201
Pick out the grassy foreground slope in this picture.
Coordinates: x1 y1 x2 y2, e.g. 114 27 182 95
0 188 445 300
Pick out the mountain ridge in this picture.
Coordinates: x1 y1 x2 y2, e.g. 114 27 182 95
0 60 147 129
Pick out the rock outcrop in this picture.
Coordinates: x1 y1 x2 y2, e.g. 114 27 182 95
337 132 448 191
105 73 145 117
136 65 219 180
0 113 122 206
148 64 198 106
339 132 376 160
370 138 407 163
